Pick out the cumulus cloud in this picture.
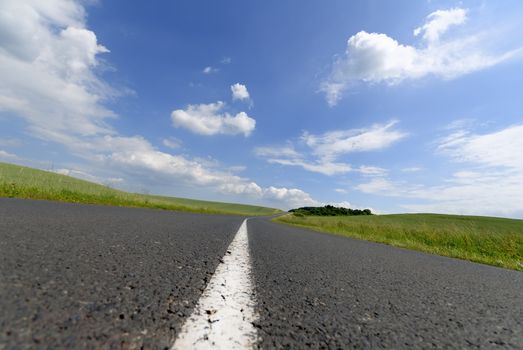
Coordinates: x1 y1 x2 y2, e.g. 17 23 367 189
217 182 318 208
33 132 316 208
262 186 319 208
171 101 255 136
322 8 519 105
255 121 404 176
356 123 523 218
0 0 317 209
231 83 250 101
0 0 115 142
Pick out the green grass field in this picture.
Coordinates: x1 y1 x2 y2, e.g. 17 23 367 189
275 213 523 271
0 162 281 216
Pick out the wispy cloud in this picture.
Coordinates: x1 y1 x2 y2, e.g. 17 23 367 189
356 123 523 217
401 167 423 173
256 121 405 176
267 158 352 176
357 165 387 176
162 137 183 149
254 146 300 159
202 66 218 74
413 8 467 43
302 121 407 160
0 150 18 161
54 168 124 186
322 8 521 105
0 138 23 148
437 123 523 170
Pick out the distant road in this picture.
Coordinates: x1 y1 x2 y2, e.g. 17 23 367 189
1 198 522 349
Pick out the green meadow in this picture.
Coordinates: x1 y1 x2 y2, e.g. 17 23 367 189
0 162 281 216
276 213 523 271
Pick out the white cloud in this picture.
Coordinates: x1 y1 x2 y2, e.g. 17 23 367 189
0 0 318 210
217 182 318 208
325 201 352 208
322 8 519 105
221 57 232 64
302 121 407 160
0 150 18 161
445 119 477 130
356 177 404 196
255 145 353 176
61 134 316 209
0 138 22 147
228 165 246 173
162 137 182 149
437 123 523 170
54 168 123 185
171 101 256 136
268 158 352 176
356 123 523 218
88 135 241 187
357 165 387 176
413 8 467 43
231 83 250 101
202 66 218 74
335 188 348 194
254 146 300 158
0 0 115 142
401 167 423 172
262 186 319 208
358 172 523 218
256 121 404 176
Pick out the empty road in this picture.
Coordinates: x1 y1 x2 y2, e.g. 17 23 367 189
1 198 522 349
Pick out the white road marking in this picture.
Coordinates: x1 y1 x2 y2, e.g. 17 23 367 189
171 219 258 349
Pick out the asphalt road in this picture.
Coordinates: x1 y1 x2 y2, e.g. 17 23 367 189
248 219 523 349
1 198 522 349
0 198 243 349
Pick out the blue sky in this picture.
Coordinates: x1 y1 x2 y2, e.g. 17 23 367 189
1 0 523 217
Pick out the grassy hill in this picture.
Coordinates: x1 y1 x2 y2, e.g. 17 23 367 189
0 162 281 216
276 213 523 271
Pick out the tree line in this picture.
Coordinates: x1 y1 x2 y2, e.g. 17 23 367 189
289 205 373 216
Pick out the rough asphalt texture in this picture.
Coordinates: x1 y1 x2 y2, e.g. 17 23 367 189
247 218 523 349
1 198 522 349
0 198 242 349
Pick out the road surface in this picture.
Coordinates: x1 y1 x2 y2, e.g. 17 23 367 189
1 198 522 349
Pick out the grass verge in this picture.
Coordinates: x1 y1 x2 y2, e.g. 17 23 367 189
0 162 281 216
275 213 523 271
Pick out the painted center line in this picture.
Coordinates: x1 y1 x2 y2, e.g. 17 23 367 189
171 219 258 350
